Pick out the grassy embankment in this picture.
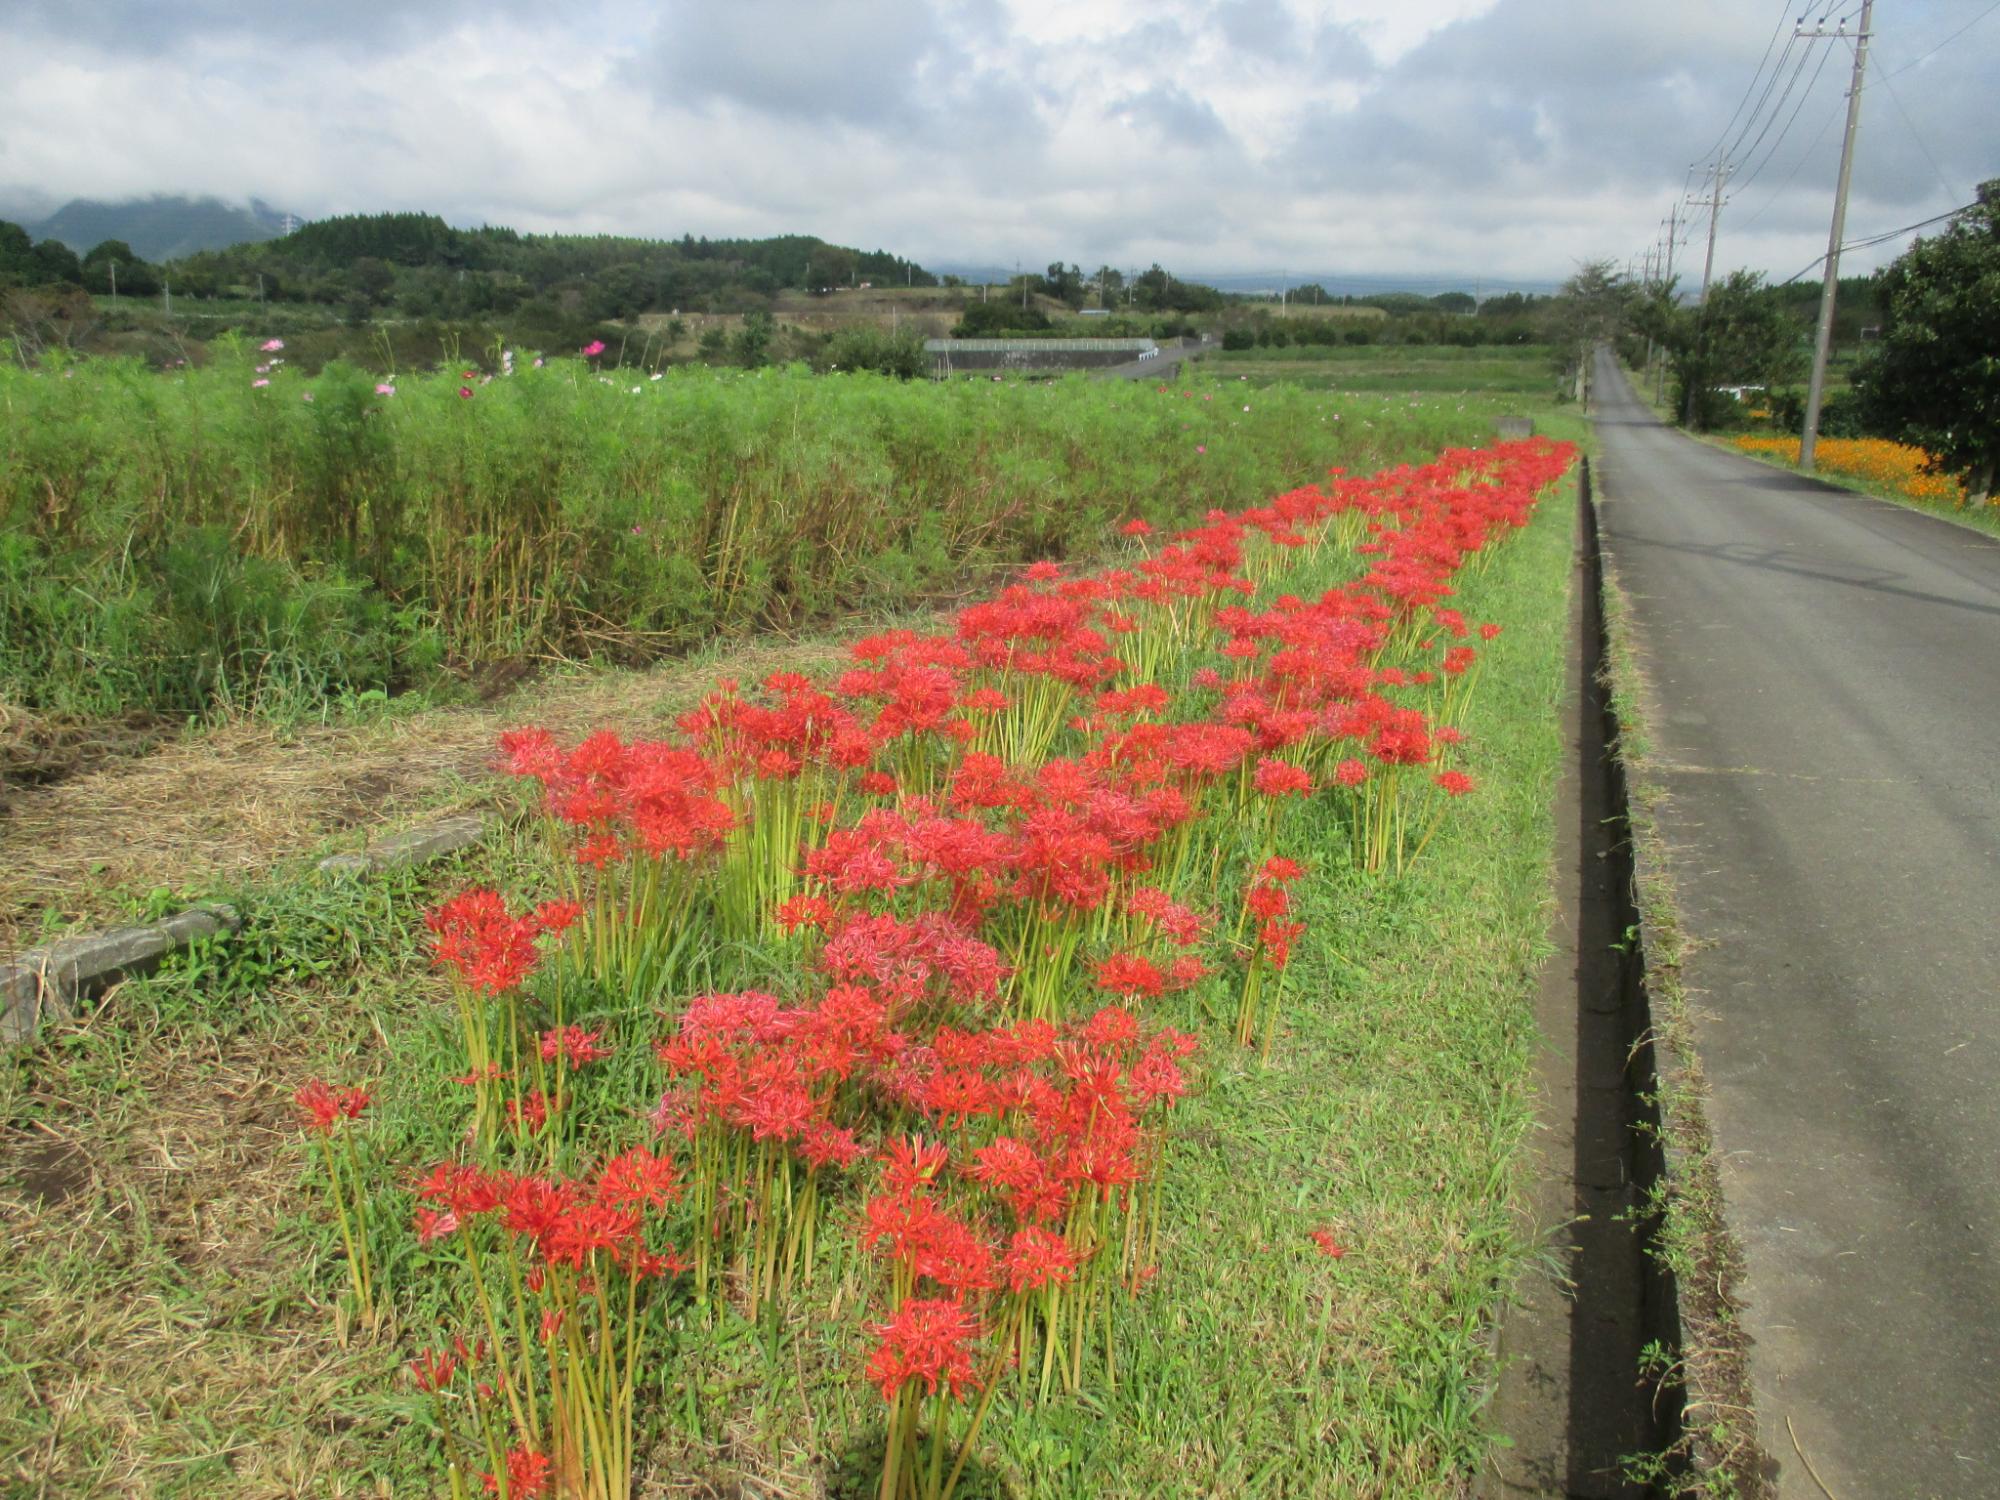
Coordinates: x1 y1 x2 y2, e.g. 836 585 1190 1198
0 366 1586 1497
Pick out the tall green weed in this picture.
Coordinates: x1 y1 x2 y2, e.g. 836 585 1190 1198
1 353 1495 720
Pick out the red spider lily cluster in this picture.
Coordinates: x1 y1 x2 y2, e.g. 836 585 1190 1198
297 437 1572 1497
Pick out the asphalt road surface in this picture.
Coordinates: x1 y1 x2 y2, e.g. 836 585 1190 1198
1591 349 2000 1498
1095 334 1212 380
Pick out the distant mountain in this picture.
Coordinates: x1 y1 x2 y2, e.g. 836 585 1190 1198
17 196 294 262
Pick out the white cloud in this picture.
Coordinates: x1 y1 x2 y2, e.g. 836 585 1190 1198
0 0 1991 284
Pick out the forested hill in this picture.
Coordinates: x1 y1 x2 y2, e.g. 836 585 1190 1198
165 212 937 320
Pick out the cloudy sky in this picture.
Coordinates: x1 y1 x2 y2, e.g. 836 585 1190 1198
0 0 1992 288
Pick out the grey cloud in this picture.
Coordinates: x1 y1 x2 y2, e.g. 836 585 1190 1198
1112 85 1235 151
1215 0 1299 61
638 0 951 127
6 0 554 54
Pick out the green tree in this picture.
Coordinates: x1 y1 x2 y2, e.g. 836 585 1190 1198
1852 182 2000 502
1666 270 1807 431
28 239 83 287
1541 261 1631 402
732 309 775 367
953 298 1048 336
0 221 38 286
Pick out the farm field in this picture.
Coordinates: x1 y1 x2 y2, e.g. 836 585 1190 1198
1212 343 1558 398
0 352 1591 1496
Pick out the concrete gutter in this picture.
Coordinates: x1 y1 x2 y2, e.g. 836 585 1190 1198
1 902 241 1045
3 810 498 1050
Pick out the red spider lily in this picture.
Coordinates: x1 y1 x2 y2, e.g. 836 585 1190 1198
595 1146 682 1210
1252 756 1312 799
868 1295 983 1400
296 1078 376 1327
409 1346 460 1392
481 1447 550 1497
1003 1225 1078 1292
1309 1227 1347 1259
294 1079 371 1134
415 1207 460 1244
377 436 1577 1499
538 1025 610 1067
1094 952 1167 1000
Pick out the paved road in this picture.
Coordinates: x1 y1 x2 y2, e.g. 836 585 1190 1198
1095 335 1213 381
1591 350 2000 1498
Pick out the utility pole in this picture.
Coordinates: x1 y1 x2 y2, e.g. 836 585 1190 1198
109 260 117 302
1800 0 1873 473
1697 161 1726 308
1655 203 1679 404
1684 162 1728 425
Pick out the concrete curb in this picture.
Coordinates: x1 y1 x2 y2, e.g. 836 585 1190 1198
1 903 241 1045
316 812 496 877
3 810 499 1049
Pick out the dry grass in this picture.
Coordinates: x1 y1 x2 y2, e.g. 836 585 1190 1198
0 627 908 952
0 977 399 1497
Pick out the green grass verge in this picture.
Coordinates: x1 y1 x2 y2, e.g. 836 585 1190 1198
1213 345 1559 399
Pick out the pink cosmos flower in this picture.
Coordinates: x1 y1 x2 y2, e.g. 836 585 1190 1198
251 378 270 388
375 383 395 396
260 338 284 352
458 385 474 399
581 340 607 357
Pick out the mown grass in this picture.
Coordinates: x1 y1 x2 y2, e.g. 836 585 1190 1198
0 416 1581 1497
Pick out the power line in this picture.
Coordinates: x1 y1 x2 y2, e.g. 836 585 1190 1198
1870 61 1962 209
1721 30 1802 166
1775 202 1974 286
1732 98 1843 233
1730 38 1838 200
1725 33 1815 170
1876 0 2000 80
1699 0 1796 169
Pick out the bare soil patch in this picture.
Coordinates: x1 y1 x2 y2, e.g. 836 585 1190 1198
0 631 880 951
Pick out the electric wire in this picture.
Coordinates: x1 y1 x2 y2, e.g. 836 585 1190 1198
1696 0 1796 169
1721 29 1802 166
1877 0 2000 81
1870 61 1964 209
1775 202 1975 285
1730 37 1836 200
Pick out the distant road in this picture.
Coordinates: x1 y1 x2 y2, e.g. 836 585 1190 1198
1591 348 2000 1498
1095 335 1212 381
